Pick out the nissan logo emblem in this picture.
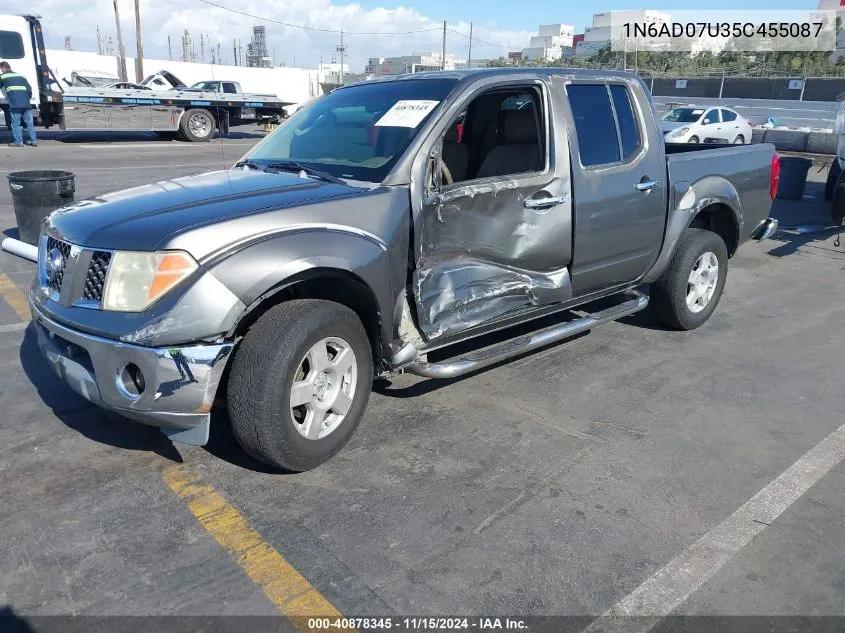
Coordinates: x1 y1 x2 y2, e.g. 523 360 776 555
45 247 65 282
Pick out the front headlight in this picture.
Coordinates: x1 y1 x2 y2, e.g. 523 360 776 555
667 126 690 138
102 250 198 312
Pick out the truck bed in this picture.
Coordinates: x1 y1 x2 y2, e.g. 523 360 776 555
665 142 776 244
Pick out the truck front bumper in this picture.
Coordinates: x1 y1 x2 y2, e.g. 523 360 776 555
31 298 233 446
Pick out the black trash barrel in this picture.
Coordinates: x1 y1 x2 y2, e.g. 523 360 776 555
776 157 812 200
7 170 75 245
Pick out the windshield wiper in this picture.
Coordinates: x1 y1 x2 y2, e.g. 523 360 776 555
233 159 265 170
264 161 347 185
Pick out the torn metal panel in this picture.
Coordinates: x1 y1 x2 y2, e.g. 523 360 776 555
414 177 573 340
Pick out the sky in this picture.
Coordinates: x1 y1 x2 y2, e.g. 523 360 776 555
18 0 821 71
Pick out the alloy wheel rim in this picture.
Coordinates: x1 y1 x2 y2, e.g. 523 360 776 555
289 337 358 440
686 251 719 313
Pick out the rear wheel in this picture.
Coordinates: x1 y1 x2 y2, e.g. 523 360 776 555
733 135 745 145
227 299 373 472
179 108 215 142
688 136 700 144
649 228 728 330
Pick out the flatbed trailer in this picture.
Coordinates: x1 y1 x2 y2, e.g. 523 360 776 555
1 14 290 141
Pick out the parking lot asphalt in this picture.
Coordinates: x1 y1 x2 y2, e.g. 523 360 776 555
0 131 843 627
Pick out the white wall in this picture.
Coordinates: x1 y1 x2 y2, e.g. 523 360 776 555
46 49 323 104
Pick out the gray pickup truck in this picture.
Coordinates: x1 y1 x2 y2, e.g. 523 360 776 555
30 69 779 471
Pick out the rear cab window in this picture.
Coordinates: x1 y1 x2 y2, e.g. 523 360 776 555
566 83 642 167
0 31 25 59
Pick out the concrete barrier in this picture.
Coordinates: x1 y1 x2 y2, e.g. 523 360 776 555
762 129 808 152
806 131 838 156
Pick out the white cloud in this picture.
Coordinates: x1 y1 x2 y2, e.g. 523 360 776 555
35 0 534 70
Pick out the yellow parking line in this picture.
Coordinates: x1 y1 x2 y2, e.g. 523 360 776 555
0 274 31 322
158 461 352 630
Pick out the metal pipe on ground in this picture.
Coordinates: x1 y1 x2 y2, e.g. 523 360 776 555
2 238 38 262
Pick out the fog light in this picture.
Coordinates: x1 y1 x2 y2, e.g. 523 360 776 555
117 363 145 399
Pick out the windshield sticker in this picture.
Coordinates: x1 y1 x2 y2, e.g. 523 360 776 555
375 100 440 127
692 109 704 115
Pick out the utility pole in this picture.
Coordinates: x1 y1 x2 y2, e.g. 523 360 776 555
168 35 172 61
217 43 221 65
238 37 242 66
467 22 473 68
112 0 128 81
233 39 237 65
337 30 346 85
200 34 205 63
133 0 144 83
441 21 447 70
96 26 103 55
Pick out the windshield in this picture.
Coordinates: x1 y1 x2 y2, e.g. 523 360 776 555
245 78 458 183
662 107 705 123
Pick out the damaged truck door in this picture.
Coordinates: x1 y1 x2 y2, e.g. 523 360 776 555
413 80 574 339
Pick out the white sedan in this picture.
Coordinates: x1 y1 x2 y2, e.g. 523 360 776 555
661 106 753 145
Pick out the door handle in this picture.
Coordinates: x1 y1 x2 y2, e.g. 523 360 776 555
523 194 567 209
636 180 660 192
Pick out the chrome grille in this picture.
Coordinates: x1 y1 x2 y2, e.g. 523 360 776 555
82 251 111 302
45 236 71 294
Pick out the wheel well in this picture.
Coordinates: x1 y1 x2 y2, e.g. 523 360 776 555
232 272 384 366
690 203 739 256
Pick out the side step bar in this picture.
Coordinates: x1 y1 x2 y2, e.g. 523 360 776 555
405 290 649 379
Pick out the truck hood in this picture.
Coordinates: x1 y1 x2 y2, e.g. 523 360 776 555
47 169 365 253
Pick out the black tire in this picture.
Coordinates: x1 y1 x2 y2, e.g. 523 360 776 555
227 299 373 472
688 136 699 144
178 108 215 142
825 158 842 201
649 228 728 331
733 135 745 145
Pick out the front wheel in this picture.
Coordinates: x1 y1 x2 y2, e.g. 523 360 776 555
687 136 700 144
649 228 728 330
227 299 373 471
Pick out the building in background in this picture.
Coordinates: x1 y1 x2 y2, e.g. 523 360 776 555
365 52 458 76
578 10 670 58
522 23 575 62
247 26 271 68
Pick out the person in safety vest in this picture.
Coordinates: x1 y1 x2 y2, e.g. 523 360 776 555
0 61 37 148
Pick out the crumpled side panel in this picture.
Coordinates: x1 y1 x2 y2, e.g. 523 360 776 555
414 180 572 340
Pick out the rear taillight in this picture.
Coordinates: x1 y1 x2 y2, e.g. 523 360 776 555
770 154 780 200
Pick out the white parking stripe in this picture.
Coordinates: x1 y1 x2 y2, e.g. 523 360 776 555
584 421 845 633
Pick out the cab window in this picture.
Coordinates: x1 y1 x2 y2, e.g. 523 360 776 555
0 31 24 59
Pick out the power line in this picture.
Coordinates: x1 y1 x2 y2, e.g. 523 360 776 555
197 0 441 36
447 27 512 51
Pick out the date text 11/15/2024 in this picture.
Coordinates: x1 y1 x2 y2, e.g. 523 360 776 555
305 617 528 631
